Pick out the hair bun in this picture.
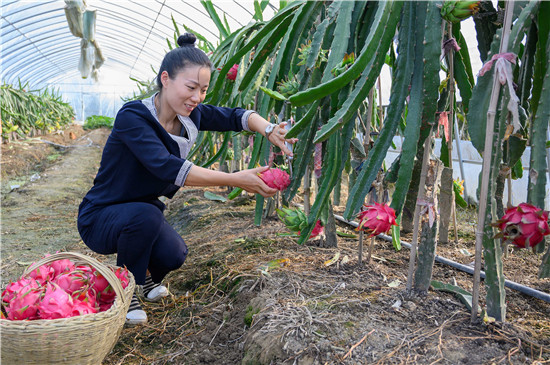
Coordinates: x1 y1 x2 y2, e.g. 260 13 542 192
177 33 197 47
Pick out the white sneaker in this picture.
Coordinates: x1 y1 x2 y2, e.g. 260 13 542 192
144 285 169 302
126 309 147 325
126 294 147 325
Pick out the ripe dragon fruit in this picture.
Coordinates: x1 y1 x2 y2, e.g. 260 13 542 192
1 277 39 305
356 202 398 237
495 203 550 249
55 271 91 294
226 64 239 81
302 220 324 239
49 258 75 277
1 257 131 320
28 264 55 285
259 168 290 191
38 282 75 319
5 285 43 320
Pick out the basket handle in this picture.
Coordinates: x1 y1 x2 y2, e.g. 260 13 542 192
23 252 127 305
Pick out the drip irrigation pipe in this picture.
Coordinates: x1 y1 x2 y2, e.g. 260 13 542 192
333 214 550 303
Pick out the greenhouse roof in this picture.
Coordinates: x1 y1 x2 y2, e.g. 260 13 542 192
1 0 275 91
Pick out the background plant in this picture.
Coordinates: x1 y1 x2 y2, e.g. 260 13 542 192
1 81 75 140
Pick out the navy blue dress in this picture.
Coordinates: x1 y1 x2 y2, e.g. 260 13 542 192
78 99 252 284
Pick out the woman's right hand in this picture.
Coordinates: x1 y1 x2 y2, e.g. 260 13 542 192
232 166 278 198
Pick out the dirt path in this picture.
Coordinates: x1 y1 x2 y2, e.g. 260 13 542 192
1 128 111 284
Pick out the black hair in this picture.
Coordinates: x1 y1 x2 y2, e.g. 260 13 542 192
155 33 212 90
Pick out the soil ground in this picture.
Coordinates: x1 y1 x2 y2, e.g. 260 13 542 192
1 125 549 364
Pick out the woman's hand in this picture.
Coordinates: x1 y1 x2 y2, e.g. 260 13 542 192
232 166 278 198
267 122 299 156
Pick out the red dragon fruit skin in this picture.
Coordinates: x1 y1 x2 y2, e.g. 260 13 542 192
28 264 55 285
6 285 43 320
38 282 75 319
55 271 90 295
298 220 324 239
259 168 290 191
113 267 130 289
356 202 398 237
497 203 550 248
49 259 76 277
71 300 98 317
2 277 38 305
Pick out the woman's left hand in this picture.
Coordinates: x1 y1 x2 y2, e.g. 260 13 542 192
267 122 299 156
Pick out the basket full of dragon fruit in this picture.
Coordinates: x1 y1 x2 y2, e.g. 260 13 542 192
0 251 135 365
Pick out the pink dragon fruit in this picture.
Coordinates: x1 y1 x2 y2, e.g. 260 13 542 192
495 203 550 248
38 282 75 319
2 277 39 305
259 168 290 191
356 202 398 237
55 271 91 294
28 264 55 285
71 298 98 316
93 272 116 305
226 64 239 81
6 285 43 320
48 258 76 277
298 220 324 239
113 267 130 289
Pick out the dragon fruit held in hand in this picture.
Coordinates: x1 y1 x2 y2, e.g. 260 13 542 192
259 168 290 191
495 203 550 248
1 256 131 320
356 203 398 237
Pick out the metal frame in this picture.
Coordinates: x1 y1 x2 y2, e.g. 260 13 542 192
1 0 257 90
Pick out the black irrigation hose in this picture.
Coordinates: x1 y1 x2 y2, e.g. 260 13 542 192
334 214 550 303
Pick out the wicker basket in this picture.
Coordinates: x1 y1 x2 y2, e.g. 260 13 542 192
1 252 135 365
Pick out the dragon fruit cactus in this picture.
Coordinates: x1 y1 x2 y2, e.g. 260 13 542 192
38 282 75 319
356 202 398 237
259 168 290 191
495 203 550 249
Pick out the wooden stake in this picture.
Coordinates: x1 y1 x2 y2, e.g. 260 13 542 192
472 0 515 323
406 134 434 292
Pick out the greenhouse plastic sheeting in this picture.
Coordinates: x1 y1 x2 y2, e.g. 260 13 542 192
1 0 274 120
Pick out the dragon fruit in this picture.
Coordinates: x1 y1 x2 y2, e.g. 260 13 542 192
5 285 43 320
38 282 75 319
28 264 55 285
55 271 91 294
302 220 324 239
226 64 239 81
49 258 76 277
495 203 550 248
71 301 97 316
2 277 39 305
113 267 130 289
1 256 131 320
259 168 290 191
440 0 480 23
276 206 323 239
356 202 398 237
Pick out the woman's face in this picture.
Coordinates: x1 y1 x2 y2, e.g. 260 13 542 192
161 65 210 117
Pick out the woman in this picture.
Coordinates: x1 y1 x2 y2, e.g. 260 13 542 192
77 33 297 324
